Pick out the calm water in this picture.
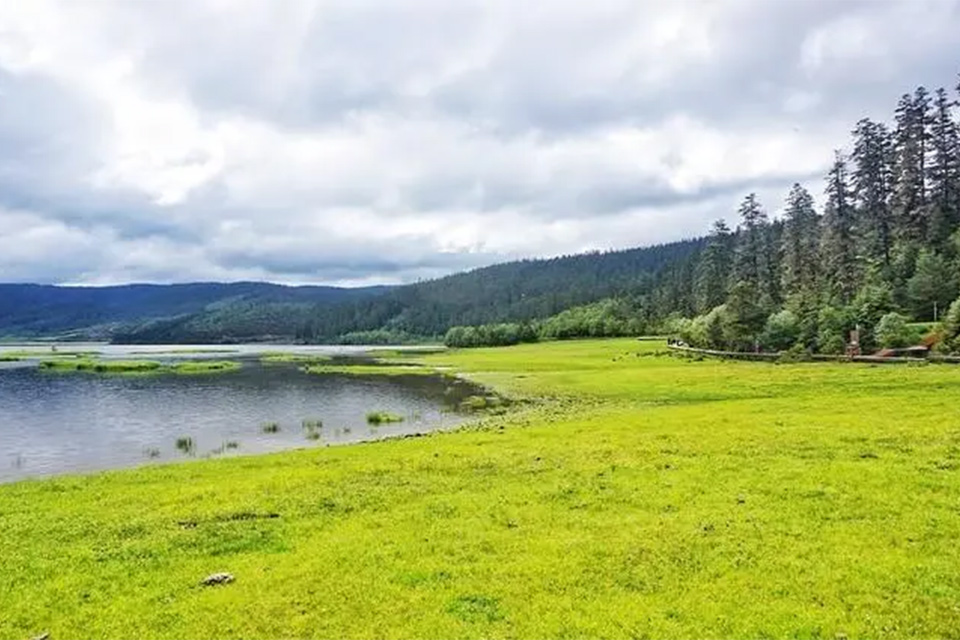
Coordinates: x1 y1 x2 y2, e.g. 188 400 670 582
0 346 470 483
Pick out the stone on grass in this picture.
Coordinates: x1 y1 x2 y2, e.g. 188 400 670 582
201 572 235 586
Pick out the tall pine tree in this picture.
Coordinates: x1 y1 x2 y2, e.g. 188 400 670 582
927 87 960 248
780 183 820 297
732 193 776 308
892 89 932 242
851 118 894 273
821 151 860 304
693 220 733 313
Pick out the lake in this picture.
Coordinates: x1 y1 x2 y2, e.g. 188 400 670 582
0 344 471 483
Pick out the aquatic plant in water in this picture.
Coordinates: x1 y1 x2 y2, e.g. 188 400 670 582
302 418 323 441
261 422 281 434
366 411 405 425
175 437 195 455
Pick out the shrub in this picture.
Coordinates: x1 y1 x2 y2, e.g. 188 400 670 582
761 310 800 352
875 312 919 349
852 284 896 352
816 305 853 354
937 297 960 353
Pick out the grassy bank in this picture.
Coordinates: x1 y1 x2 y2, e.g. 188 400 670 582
303 362 438 376
1 349 101 359
3 339 960 638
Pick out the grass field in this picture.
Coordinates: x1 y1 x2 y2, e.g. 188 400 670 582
3 339 960 638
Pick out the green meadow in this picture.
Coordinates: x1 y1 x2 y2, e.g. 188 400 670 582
3 339 960 638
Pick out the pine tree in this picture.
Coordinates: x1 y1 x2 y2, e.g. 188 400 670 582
927 87 960 247
723 281 766 352
732 193 775 306
907 250 957 320
821 151 859 303
892 90 931 242
780 184 820 297
851 118 894 271
693 220 733 313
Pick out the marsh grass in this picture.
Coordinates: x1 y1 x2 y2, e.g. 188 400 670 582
4 349 100 359
40 359 163 373
302 419 323 441
37 358 240 375
131 349 239 355
366 411 405 425
170 360 241 374
174 437 195 456
261 353 331 365
208 441 242 457
303 358 437 376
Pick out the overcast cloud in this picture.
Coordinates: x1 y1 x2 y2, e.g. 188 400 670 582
0 0 958 286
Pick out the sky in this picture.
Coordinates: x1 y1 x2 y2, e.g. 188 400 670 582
0 0 959 287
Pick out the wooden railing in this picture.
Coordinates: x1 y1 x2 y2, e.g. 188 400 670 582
666 344 960 364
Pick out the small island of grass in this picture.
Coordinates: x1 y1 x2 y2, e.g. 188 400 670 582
303 360 436 376
260 353 331 365
170 360 242 374
40 359 163 373
38 359 242 375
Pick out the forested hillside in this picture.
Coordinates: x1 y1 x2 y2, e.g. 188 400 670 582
293 240 704 343
111 239 703 343
0 283 385 341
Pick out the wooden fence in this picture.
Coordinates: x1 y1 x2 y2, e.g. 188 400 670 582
665 344 960 365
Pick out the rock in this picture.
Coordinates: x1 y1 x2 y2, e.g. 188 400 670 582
200 572 235 586
32 633 50 640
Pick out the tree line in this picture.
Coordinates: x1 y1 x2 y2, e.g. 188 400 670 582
444 298 647 347
671 76 960 354
443 74 960 354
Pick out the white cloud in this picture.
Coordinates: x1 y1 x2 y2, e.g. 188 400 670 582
0 0 958 285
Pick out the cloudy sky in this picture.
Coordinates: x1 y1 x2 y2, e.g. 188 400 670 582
0 0 958 286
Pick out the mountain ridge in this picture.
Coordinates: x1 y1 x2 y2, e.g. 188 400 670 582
0 238 704 342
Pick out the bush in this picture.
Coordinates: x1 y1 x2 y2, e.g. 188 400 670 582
936 297 960 353
539 299 647 340
444 323 539 348
817 306 852 355
852 284 896 352
761 310 800 352
875 312 919 349
676 316 706 348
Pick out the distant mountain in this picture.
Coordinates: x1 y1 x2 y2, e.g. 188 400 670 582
1 238 704 343
0 282 388 342
293 238 705 342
